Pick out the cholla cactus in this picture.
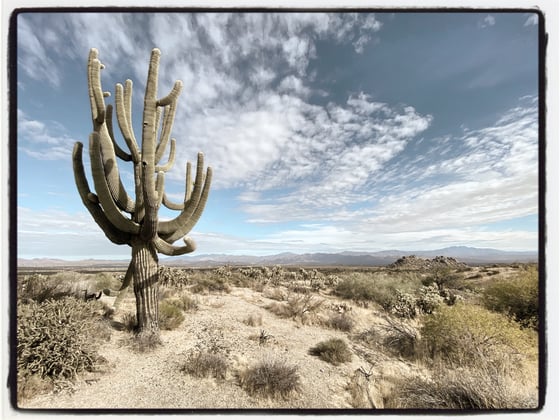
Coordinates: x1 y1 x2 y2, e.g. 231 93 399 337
72 48 212 336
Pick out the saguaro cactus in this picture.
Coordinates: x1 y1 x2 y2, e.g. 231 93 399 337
72 48 212 337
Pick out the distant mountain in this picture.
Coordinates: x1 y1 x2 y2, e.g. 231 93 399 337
17 246 538 268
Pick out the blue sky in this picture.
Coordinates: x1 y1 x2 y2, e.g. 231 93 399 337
16 11 541 259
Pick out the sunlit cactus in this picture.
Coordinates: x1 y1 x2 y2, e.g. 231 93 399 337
72 48 212 337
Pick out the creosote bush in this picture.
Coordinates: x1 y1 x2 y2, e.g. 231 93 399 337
420 303 537 372
17 297 110 393
482 265 538 329
309 338 352 365
238 359 301 400
158 300 186 330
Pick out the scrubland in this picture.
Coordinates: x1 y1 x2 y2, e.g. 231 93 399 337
15 262 540 410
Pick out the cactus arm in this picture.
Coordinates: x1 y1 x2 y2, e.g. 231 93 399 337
72 142 131 245
155 138 176 172
184 161 193 202
153 235 196 256
87 49 136 213
115 82 141 163
162 192 184 211
157 153 206 235
118 261 134 291
87 49 105 126
156 80 183 107
106 104 132 162
154 105 174 163
161 166 212 243
89 133 140 234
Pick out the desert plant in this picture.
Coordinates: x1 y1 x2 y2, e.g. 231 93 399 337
17 297 109 388
181 351 228 380
420 303 537 373
238 359 301 400
384 366 538 409
328 313 355 332
482 266 539 329
266 292 323 323
390 290 418 318
158 299 185 330
309 338 353 365
72 48 212 338
243 313 263 327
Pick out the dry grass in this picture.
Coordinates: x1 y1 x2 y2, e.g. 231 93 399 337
237 359 301 400
309 338 353 365
181 351 228 381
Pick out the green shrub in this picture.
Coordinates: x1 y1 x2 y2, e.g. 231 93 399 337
158 300 185 330
190 275 232 294
334 275 394 309
238 359 301 399
421 267 461 289
416 284 445 314
309 338 352 365
17 297 109 385
482 266 539 329
420 303 537 372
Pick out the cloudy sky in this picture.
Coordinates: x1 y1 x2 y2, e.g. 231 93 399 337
15 11 541 259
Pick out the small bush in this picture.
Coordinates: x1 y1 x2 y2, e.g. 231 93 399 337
266 293 323 323
482 266 539 329
420 303 537 372
238 359 301 400
385 367 538 409
17 297 109 387
159 300 185 330
243 314 263 327
181 351 228 380
190 275 232 294
391 291 417 318
328 313 355 332
129 330 162 353
165 293 199 312
309 338 352 365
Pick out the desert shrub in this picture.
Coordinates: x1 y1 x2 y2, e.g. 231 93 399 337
181 351 228 380
380 317 419 358
263 287 288 301
158 300 185 330
328 313 355 332
190 275 232 294
482 266 538 329
335 275 394 309
243 313 263 327
129 330 162 353
421 267 461 289
121 311 137 332
165 293 199 312
158 266 191 289
420 303 537 372
309 338 352 365
17 297 109 388
265 293 323 323
238 359 301 400
94 272 122 291
390 290 418 318
385 366 538 409
416 283 445 314
18 273 76 303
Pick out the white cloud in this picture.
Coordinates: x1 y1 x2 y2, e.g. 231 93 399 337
18 110 79 160
524 14 538 26
479 14 496 28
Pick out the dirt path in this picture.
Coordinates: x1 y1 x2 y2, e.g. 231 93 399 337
22 287 414 410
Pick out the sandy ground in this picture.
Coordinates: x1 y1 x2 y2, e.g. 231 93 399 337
19 285 426 410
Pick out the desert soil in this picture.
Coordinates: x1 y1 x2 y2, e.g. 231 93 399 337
20 285 427 410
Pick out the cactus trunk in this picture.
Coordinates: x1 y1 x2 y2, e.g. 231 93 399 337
74 48 212 343
131 238 159 333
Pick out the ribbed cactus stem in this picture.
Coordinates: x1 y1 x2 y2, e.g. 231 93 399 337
73 48 213 338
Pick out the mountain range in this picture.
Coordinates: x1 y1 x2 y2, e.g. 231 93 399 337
17 246 538 268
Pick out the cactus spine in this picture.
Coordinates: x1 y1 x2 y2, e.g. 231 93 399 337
73 48 212 336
